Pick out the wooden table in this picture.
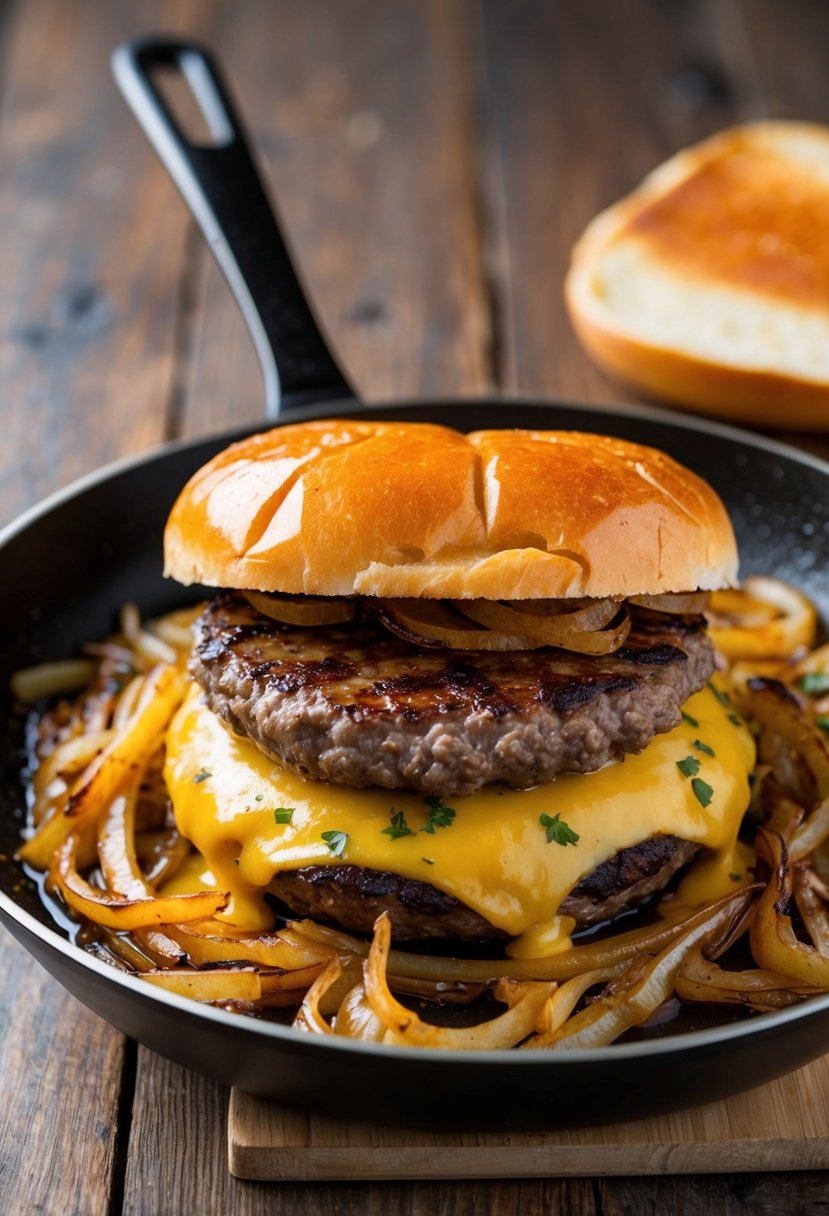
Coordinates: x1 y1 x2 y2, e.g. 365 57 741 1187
2 1 828 1211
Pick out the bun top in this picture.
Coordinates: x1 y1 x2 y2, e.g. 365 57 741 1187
164 419 738 599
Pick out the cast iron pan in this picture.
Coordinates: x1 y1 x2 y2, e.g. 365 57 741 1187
1 37 828 1130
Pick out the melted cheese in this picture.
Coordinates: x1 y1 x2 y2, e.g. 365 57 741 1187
163 682 755 946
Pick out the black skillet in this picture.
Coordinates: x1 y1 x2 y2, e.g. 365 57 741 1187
1 37 828 1130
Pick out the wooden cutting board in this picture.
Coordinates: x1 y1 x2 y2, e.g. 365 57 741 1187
228 1051 829 1180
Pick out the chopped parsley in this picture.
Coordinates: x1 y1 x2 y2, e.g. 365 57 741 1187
422 857 435 866
382 809 416 841
676 754 701 779
681 710 699 729
817 715 829 734
193 767 211 784
730 872 742 883
693 739 716 757
691 777 714 808
708 682 732 707
274 807 294 825
321 830 349 857
421 794 456 834
255 794 264 802
539 812 579 847
799 673 829 695
727 712 742 727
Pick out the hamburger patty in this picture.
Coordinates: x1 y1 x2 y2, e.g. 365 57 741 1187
190 593 715 797
269 837 701 940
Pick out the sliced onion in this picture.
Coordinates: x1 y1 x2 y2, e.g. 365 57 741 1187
793 864 829 960
545 887 756 1049
364 914 556 1049
10 658 97 704
455 599 631 654
50 834 229 930
292 958 344 1034
244 590 355 626
629 592 710 614
751 828 829 988
745 678 829 801
334 982 387 1041
707 577 817 659
675 944 820 1011
377 599 541 650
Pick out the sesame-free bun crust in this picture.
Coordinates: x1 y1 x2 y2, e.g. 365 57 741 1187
566 122 829 429
164 419 738 599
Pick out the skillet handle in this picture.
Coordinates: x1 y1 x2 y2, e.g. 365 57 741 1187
112 36 356 418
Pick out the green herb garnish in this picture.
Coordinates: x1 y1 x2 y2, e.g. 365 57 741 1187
382 809 416 841
693 739 716 757
539 812 580 847
255 794 264 802
708 682 732 707
676 755 701 778
681 711 699 729
422 857 435 866
421 795 456 834
691 778 714 808
816 715 829 734
274 807 294 825
727 712 742 727
800 673 829 695
193 767 211 784
730 872 742 882
321 830 349 857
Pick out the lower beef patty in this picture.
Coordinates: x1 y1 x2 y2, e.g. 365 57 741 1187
191 593 715 797
269 837 701 941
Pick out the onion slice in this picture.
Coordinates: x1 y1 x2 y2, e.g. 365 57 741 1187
629 592 710 614
364 913 556 1049
244 590 355 626
378 599 541 650
707 577 817 659
455 599 631 654
751 828 829 988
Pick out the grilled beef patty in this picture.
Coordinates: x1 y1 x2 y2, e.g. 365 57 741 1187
269 837 701 940
190 593 715 797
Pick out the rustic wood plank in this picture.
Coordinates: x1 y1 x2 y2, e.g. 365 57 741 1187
122 1050 596 1216
175 0 491 440
0 934 126 1216
0 0 212 526
480 0 745 402
0 2 218 1214
227 1052 829 1181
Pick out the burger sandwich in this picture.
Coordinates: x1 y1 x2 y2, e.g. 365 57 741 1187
161 419 755 959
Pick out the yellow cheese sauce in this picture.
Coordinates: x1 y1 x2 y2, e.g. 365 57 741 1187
163 682 755 946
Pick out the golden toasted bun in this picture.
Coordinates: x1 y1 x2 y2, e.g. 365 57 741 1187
566 122 829 429
164 419 737 600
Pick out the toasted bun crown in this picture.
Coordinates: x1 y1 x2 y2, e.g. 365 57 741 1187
164 420 737 599
566 122 829 429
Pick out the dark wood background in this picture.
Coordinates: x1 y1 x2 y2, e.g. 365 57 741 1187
2 1 829 1212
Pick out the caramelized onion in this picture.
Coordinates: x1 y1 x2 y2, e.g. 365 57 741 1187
377 598 541 650
629 592 710 614
244 590 355 626
707 577 817 659
455 599 631 654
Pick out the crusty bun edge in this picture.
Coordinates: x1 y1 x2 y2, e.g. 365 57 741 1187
565 121 829 428
164 419 738 599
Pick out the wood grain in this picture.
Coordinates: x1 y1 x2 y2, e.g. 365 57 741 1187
228 1051 829 1181
0 934 126 1216
0 0 215 527
481 0 744 403
175 0 491 441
